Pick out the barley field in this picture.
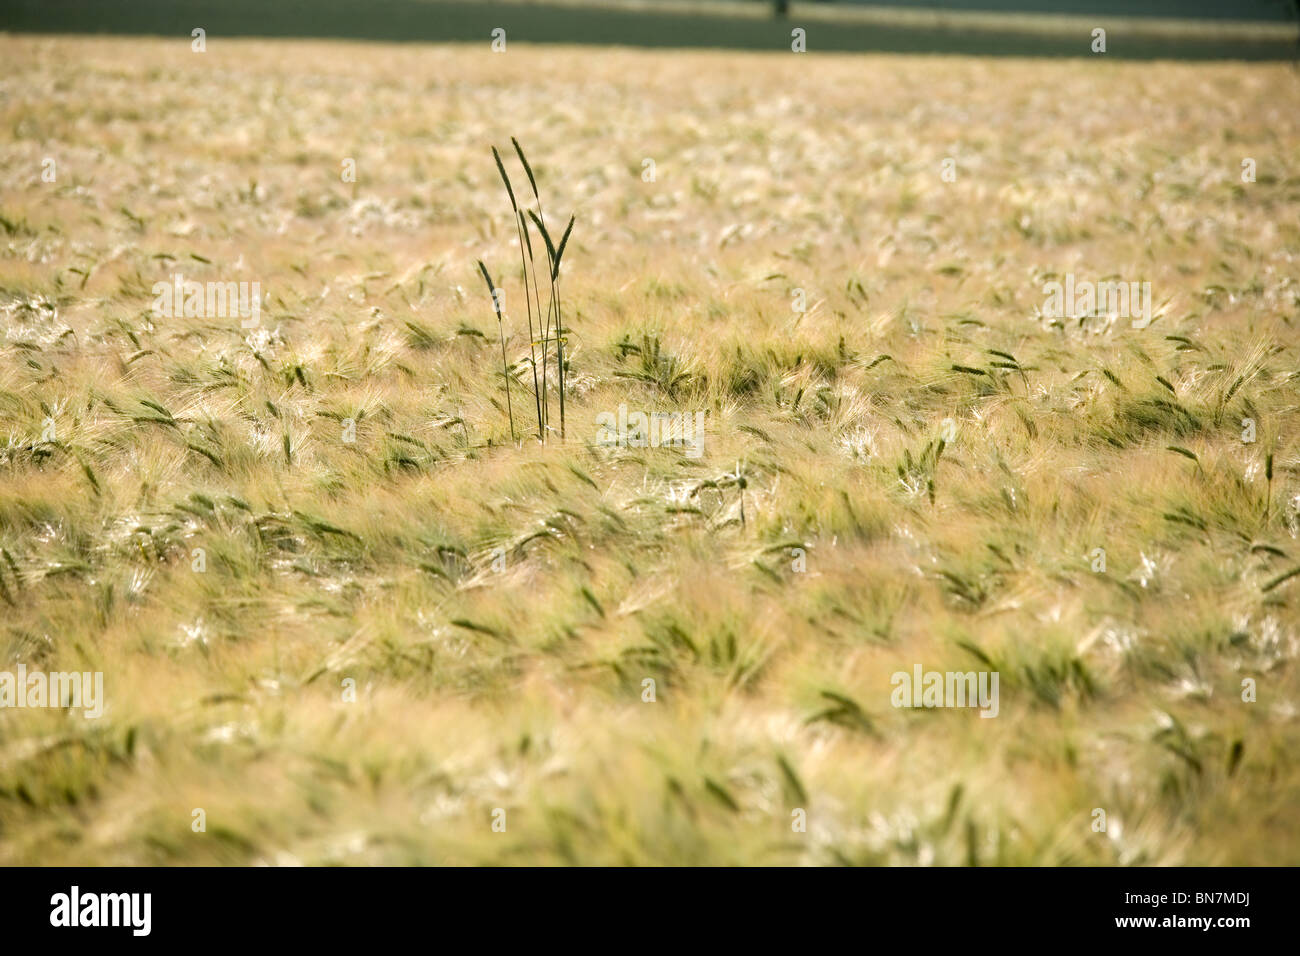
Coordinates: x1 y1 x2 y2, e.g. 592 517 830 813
0 35 1298 865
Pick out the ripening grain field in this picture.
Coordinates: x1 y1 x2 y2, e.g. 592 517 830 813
0 35 1298 865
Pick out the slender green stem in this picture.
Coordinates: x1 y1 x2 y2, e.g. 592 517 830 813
555 278 565 439
513 212 543 439
522 212 549 434
498 313 515 442
478 259 515 442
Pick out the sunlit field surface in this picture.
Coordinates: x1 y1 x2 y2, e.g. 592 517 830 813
0 35 1297 865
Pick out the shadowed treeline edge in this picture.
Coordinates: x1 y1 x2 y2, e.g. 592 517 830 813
2 0 1298 60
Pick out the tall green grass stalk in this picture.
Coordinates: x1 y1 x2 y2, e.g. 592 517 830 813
492 147 543 440
477 259 516 442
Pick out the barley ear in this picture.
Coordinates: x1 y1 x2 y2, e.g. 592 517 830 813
512 137 540 203
492 146 518 213
476 260 499 311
